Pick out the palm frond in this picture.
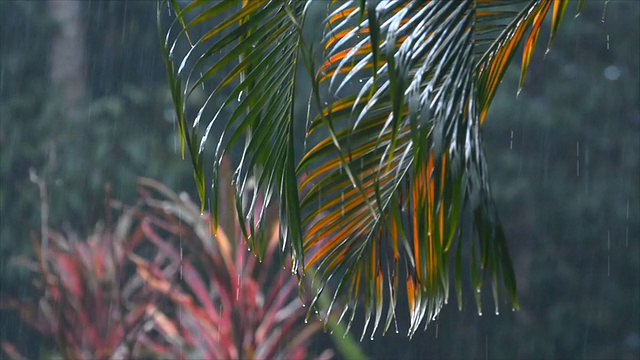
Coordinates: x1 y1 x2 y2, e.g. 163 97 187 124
160 0 584 339
300 0 582 338
302 0 484 339
159 0 307 266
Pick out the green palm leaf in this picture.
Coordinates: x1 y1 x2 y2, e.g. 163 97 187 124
160 0 584 338
160 0 307 265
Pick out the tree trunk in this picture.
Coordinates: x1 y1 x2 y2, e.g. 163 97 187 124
48 0 86 113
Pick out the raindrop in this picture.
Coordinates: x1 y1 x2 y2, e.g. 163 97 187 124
236 274 240 301
601 0 609 23
495 309 499 316
603 65 620 81
304 319 308 324
627 199 630 219
511 307 516 312
626 226 629 248
485 335 489 360
509 130 514 150
607 230 611 277
576 141 580 177
478 311 483 316
237 90 244 102
217 304 222 341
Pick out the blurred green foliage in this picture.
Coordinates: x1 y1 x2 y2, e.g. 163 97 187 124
0 5 195 354
0 1 194 278
0 1 637 359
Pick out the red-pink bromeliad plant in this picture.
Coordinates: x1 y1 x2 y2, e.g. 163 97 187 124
2 176 333 360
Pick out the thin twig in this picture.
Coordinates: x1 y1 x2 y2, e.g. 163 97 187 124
29 168 49 274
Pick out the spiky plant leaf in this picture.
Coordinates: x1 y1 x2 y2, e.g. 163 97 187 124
159 0 307 266
160 0 584 338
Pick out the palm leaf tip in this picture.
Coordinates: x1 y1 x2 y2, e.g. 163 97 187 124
476 0 584 120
